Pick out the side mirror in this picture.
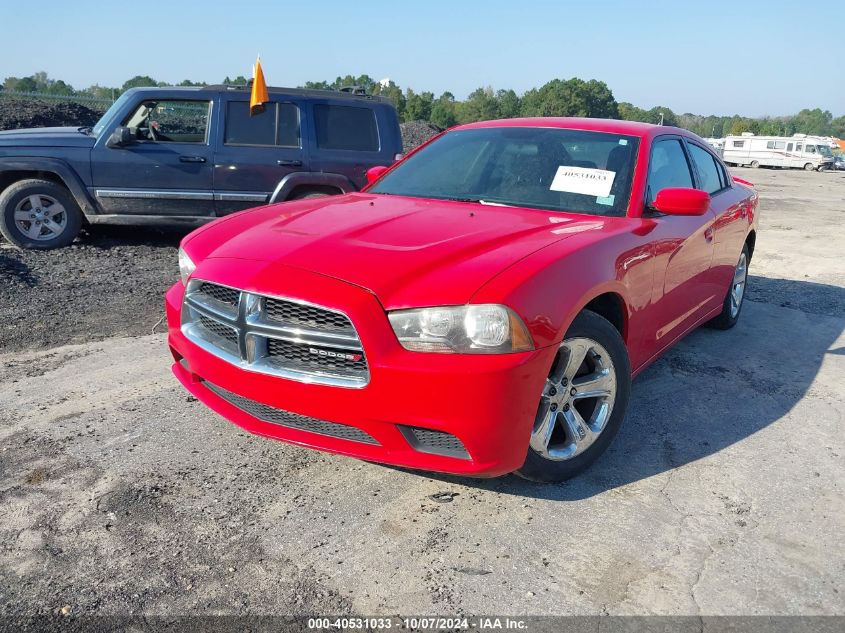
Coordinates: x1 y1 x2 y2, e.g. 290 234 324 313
365 165 389 185
651 187 710 216
106 126 134 148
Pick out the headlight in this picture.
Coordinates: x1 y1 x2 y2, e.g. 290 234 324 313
178 247 196 285
388 305 534 354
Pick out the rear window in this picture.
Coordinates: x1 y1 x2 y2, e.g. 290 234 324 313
314 104 379 151
687 143 724 195
224 101 300 147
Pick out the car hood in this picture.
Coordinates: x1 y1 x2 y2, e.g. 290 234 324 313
189 193 612 308
0 127 96 148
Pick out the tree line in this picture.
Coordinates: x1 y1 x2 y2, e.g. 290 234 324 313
3 71 843 139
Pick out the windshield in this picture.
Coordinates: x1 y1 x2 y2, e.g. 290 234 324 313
91 92 133 138
817 144 833 157
370 128 640 217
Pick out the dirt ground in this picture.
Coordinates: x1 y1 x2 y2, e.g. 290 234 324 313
0 167 843 621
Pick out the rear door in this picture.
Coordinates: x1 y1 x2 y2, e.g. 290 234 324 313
91 97 215 216
213 97 307 214
685 140 750 292
307 101 393 189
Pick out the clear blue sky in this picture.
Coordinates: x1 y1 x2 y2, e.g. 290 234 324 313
1 0 842 117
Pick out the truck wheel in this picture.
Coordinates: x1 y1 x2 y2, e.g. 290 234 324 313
804 163 815 171
291 190 330 200
516 310 631 483
750 160 760 168
0 179 83 249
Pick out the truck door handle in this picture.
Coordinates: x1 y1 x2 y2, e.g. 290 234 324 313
277 159 303 167
179 156 206 163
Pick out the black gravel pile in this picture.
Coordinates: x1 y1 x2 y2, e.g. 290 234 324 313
400 120 441 152
0 226 191 351
0 98 106 131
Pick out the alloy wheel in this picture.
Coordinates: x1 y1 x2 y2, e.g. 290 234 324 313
730 252 748 318
13 194 68 241
529 337 617 461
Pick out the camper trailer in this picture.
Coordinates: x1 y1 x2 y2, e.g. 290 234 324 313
722 134 834 171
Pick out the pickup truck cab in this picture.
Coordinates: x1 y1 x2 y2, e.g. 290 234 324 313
0 85 402 249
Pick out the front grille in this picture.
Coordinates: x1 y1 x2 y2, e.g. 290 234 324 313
181 280 368 387
198 282 239 307
398 425 469 459
204 380 378 445
266 338 368 379
265 298 354 333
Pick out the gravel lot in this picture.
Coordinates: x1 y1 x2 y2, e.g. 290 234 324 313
1 168 843 622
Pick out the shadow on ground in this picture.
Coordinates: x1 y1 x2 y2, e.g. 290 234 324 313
405 277 845 500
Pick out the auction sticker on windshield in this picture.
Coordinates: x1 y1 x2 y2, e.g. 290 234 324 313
550 166 616 198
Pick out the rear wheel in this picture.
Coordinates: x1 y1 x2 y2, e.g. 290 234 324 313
707 244 749 330
0 179 82 249
750 160 760 169
516 310 631 483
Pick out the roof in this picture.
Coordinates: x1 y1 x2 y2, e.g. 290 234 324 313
455 117 683 138
124 85 392 104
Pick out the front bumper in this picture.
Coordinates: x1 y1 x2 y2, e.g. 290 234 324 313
165 261 556 477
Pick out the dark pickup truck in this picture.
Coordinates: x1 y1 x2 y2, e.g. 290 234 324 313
0 85 402 249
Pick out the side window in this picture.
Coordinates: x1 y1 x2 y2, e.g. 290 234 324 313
796 144 803 152
774 141 785 149
806 145 816 154
122 100 210 143
787 143 793 151
314 105 379 151
688 143 724 195
224 101 301 147
647 139 694 204
732 140 744 148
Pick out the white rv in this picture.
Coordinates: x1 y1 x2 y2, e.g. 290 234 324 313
722 134 834 171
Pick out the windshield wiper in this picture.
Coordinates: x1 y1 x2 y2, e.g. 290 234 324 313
443 196 515 207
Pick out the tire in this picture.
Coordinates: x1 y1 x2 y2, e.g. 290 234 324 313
804 163 815 171
707 244 750 330
0 179 83 249
750 160 760 169
516 310 631 483
290 191 331 200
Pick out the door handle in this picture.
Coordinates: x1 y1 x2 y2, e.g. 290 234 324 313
704 226 714 241
179 156 206 163
277 159 303 167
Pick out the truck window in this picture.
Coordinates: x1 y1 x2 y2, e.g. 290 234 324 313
122 100 210 143
787 143 793 151
796 144 803 152
806 145 816 154
314 105 379 152
687 143 723 195
225 102 301 147
732 140 744 148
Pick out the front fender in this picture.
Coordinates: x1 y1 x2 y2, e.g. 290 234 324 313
0 157 98 217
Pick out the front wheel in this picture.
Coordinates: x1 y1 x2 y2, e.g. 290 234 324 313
0 179 83 249
516 310 631 483
804 163 815 171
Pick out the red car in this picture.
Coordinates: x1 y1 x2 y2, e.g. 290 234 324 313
166 118 758 482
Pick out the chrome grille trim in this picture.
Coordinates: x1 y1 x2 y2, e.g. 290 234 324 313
181 279 369 388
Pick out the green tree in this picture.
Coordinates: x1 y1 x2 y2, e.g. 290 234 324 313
430 92 458 129
404 88 434 122
830 116 845 139
458 87 499 123
520 78 618 118
495 89 521 119
372 80 405 118
122 75 158 91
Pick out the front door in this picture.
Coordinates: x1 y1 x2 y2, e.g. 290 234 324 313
213 98 308 214
641 137 718 350
91 98 215 216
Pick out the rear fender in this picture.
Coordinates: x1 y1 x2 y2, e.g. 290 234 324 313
269 172 357 203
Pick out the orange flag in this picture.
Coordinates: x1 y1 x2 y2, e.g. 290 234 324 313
250 56 269 116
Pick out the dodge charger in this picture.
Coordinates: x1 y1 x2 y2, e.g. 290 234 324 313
166 118 758 482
